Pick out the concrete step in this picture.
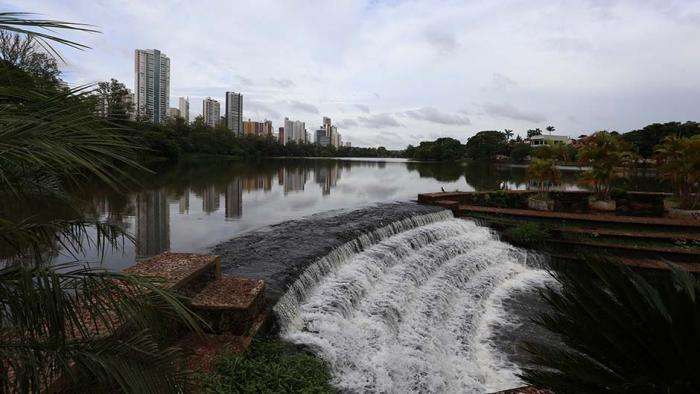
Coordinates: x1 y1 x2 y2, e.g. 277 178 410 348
191 276 266 335
124 252 221 297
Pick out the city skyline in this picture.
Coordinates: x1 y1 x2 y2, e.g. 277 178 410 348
10 1 700 149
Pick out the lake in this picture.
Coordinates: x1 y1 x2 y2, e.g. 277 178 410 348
54 157 658 271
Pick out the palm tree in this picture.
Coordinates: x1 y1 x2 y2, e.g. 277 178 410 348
577 131 630 201
654 135 700 210
520 260 700 393
545 125 555 135
0 12 201 392
504 129 514 141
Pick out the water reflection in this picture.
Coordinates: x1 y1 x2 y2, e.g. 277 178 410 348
50 158 664 270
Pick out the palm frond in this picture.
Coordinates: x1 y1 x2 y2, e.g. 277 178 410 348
0 262 203 392
520 259 700 392
0 12 98 61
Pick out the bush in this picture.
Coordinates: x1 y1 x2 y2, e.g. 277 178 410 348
521 261 700 393
503 223 550 247
203 339 334 393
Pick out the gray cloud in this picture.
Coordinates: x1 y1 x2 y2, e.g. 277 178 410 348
236 75 254 86
269 78 295 88
245 100 282 120
482 103 546 123
424 28 458 54
282 100 320 114
336 118 359 128
402 107 471 125
491 73 517 90
355 104 370 113
356 113 402 129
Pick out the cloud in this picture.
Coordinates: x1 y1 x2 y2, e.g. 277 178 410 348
402 107 471 125
269 78 295 88
336 118 359 128
282 100 320 114
482 103 546 123
491 73 517 91
424 28 458 54
356 113 402 129
355 104 370 113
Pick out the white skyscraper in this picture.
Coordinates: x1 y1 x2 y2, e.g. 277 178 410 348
202 97 221 128
225 92 243 135
134 49 170 124
284 117 306 145
178 97 190 123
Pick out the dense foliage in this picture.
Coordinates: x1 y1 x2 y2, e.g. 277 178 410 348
654 135 700 209
404 137 465 161
578 131 633 201
623 121 700 158
202 339 335 393
127 118 400 161
521 261 700 393
0 12 201 392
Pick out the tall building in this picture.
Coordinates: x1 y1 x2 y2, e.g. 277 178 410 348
225 92 243 135
202 97 221 128
315 117 342 147
134 49 170 124
178 97 190 123
283 117 306 145
278 127 285 144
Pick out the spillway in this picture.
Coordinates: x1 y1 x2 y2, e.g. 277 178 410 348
273 212 552 393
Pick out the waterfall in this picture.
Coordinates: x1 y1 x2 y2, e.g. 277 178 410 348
274 211 552 393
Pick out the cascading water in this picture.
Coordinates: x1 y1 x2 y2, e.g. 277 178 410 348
274 211 553 393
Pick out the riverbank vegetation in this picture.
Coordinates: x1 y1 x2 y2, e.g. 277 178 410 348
201 338 334 393
521 260 700 393
0 12 203 392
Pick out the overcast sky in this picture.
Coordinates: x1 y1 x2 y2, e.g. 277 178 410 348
5 0 700 148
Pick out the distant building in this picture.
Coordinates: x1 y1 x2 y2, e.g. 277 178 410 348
178 97 190 123
528 134 572 147
314 117 342 147
202 97 221 128
95 90 135 120
278 127 285 144
243 119 273 137
345 141 352 147
283 117 306 145
166 107 181 119
134 49 170 124
225 92 243 135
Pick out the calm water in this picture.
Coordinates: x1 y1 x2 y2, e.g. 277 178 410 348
55 157 655 270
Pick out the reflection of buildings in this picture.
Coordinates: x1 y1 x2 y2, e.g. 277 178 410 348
314 164 342 195
178 189 190 214
243 174 273 192
283 167 308 194
225 178 243 219
135 189 170 259
202 185 220 213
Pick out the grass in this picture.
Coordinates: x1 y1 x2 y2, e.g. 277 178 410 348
503 222 551 247
201 338 335 393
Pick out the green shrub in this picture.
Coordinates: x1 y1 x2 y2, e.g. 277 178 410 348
203 339 335 393
503 223 550 247
521 261 700 393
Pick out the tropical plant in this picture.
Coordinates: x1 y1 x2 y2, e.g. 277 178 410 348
521 260 700 393
654 135 700 210
527 158 560 193
0 12 202 392
577 131 631 201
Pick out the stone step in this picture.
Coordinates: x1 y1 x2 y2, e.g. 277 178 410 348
124 252 221 297
191 277 266 335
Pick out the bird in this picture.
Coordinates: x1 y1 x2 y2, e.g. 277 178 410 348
441 187 446 192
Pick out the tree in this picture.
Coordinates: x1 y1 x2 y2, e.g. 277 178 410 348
510 143 532 163
504 129 514 140
0 13 201 392
654 135 700 209
521 260 700 393
527 158 560 192
0 31 61 88
623 121 700 158
94 78 133 121
406 137 465 161
577 131 631 201
527 128 542 138
545 125 555 134
465 130 507 160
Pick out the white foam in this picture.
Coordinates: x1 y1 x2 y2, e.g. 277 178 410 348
275 212 551 393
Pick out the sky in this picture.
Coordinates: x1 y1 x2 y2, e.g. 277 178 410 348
4 0 700 148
